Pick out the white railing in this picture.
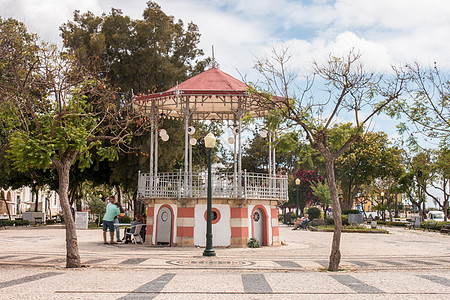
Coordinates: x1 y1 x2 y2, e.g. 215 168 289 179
137 171 288 201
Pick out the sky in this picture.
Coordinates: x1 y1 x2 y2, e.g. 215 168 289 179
2 0 450 133
2 0 448 205
2 0 450 77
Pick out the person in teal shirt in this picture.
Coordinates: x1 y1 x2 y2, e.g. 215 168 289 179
103 197 120 244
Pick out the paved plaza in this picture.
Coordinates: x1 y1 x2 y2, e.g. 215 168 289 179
0 224 449 299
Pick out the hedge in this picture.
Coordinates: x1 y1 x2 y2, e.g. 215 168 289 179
326 215 349 226
307 207 321 220
421 221 450 230
0 219 30 226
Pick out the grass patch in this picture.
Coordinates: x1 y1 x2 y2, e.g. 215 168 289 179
313 225 388 233
318 267 347 272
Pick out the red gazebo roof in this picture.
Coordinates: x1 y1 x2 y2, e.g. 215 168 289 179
133 67 269 120
166 68 247 92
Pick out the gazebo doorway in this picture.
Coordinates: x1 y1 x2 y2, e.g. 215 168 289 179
156 206 173 246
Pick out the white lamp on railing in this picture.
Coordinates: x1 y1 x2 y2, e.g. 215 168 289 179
203 132 216 257
295 178 301 218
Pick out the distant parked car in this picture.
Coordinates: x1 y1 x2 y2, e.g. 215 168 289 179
427 211 444 222
364 212 378 221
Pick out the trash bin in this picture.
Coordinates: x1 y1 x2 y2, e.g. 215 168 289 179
371 221 377 229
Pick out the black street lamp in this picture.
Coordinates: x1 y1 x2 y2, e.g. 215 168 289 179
295 178 301 218
381 192 385 221
203 132 216 257
418 170 423 221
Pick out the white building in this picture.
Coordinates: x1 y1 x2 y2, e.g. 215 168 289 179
0 187 60 219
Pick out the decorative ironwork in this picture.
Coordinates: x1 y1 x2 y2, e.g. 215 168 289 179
137 171 288 201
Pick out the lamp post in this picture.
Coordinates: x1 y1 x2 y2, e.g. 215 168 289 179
417 170 423 221
203 132 216 257
380 192 385 221
295 178 300 218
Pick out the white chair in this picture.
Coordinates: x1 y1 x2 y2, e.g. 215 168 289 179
126 224 144 244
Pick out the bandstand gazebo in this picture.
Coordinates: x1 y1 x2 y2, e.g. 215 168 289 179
133 67 288 247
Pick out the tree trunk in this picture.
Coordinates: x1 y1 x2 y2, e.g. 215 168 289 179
316 143 342 272
56 158 81 268
443 199 449 222
34 187 39 212
3 199 12 220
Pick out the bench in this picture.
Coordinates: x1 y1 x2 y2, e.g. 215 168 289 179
311 218 326 227
284 214 293 226
34 217 43 225
441 224 450 234
406 221 415 229
423 222 438 231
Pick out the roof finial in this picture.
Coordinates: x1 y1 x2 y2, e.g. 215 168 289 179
210 45 220 69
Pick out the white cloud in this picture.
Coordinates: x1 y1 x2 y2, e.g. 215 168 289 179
2 0 450 76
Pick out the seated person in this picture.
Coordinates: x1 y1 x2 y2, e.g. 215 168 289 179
293 214 309 230
124 214 145 243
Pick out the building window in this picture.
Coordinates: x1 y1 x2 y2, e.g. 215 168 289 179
204 208 221 224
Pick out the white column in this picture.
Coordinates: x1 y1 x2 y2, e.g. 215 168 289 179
184 99 189 197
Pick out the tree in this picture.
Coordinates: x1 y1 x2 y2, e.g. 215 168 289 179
311 180 332 219
335 128 403 210
0 18 143 268
422 147 450 221
60 3 208 198
391 62 450 144
293 169 323 212
60 2 205 95
86 194 106 226
251 47 404 271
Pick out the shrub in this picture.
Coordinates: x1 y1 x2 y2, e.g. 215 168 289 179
421 221 450 230
307 207 321 220
341 215 349 226
385 221 406 227
247 237 260 248
342 209 360 215
0 220 15 226
326 215 349 226
15 219 29 226
121 216 132 223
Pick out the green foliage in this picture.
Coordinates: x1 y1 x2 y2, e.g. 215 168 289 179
307 207 321 220
120 215 132 223
59 4 209 189
241 135 269 172
335 128 404 210
87 196 106 216
291 170 323 209
311 181 332 208
247 237 260 248
327 216 349 226
421 221 450 230
0 219 29 226
60 2 205 95
385 221 407 227
0 220 14 226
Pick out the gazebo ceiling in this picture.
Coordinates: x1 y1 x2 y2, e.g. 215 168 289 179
133 68 270 120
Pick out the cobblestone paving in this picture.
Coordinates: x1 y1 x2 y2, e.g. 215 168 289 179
0 225 449 299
